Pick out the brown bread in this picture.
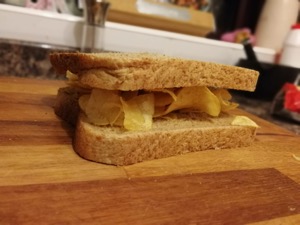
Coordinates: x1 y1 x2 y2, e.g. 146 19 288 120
50 52 259 91
74 112 256 165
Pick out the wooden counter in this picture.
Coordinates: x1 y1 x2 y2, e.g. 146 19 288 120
0 76 300 224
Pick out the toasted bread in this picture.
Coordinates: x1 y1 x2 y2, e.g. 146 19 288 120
50 52 259 91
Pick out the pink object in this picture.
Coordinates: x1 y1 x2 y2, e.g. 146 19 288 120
221 28 255 44
25 0 56 11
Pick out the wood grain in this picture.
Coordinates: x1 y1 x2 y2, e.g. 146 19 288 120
0 76 64 94
248 214 300 225
0 76 300 224
0 168 300 225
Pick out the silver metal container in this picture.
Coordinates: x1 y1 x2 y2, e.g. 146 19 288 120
81 0 110 52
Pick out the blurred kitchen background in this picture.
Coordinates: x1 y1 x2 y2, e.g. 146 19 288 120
0 0 300 132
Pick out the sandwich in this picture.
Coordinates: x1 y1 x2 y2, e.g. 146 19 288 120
49 52 259 166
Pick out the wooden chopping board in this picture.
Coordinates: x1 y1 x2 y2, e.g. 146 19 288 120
0 76 300 225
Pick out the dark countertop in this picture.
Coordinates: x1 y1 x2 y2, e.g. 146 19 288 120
233 94 300 135
1 39 299 135
0 39 74 80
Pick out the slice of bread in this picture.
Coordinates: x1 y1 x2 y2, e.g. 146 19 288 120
50 52 259 91
54 83 257 166
74 112 257 166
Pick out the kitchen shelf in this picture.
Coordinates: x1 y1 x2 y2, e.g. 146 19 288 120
0 4 275 65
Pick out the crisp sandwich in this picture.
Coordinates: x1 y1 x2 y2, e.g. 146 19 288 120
50 52 259 165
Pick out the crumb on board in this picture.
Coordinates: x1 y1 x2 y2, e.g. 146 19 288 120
292 154 300 162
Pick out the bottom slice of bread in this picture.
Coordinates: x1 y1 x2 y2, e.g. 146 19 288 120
74 112 257 166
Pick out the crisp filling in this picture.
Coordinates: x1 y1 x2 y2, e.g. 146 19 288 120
67 71 239 131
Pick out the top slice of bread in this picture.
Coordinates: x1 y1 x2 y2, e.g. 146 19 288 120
50 52 259 91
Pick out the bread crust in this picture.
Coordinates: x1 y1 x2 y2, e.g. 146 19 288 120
50 52 259 91
54 87 80 126
74 113 257 166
